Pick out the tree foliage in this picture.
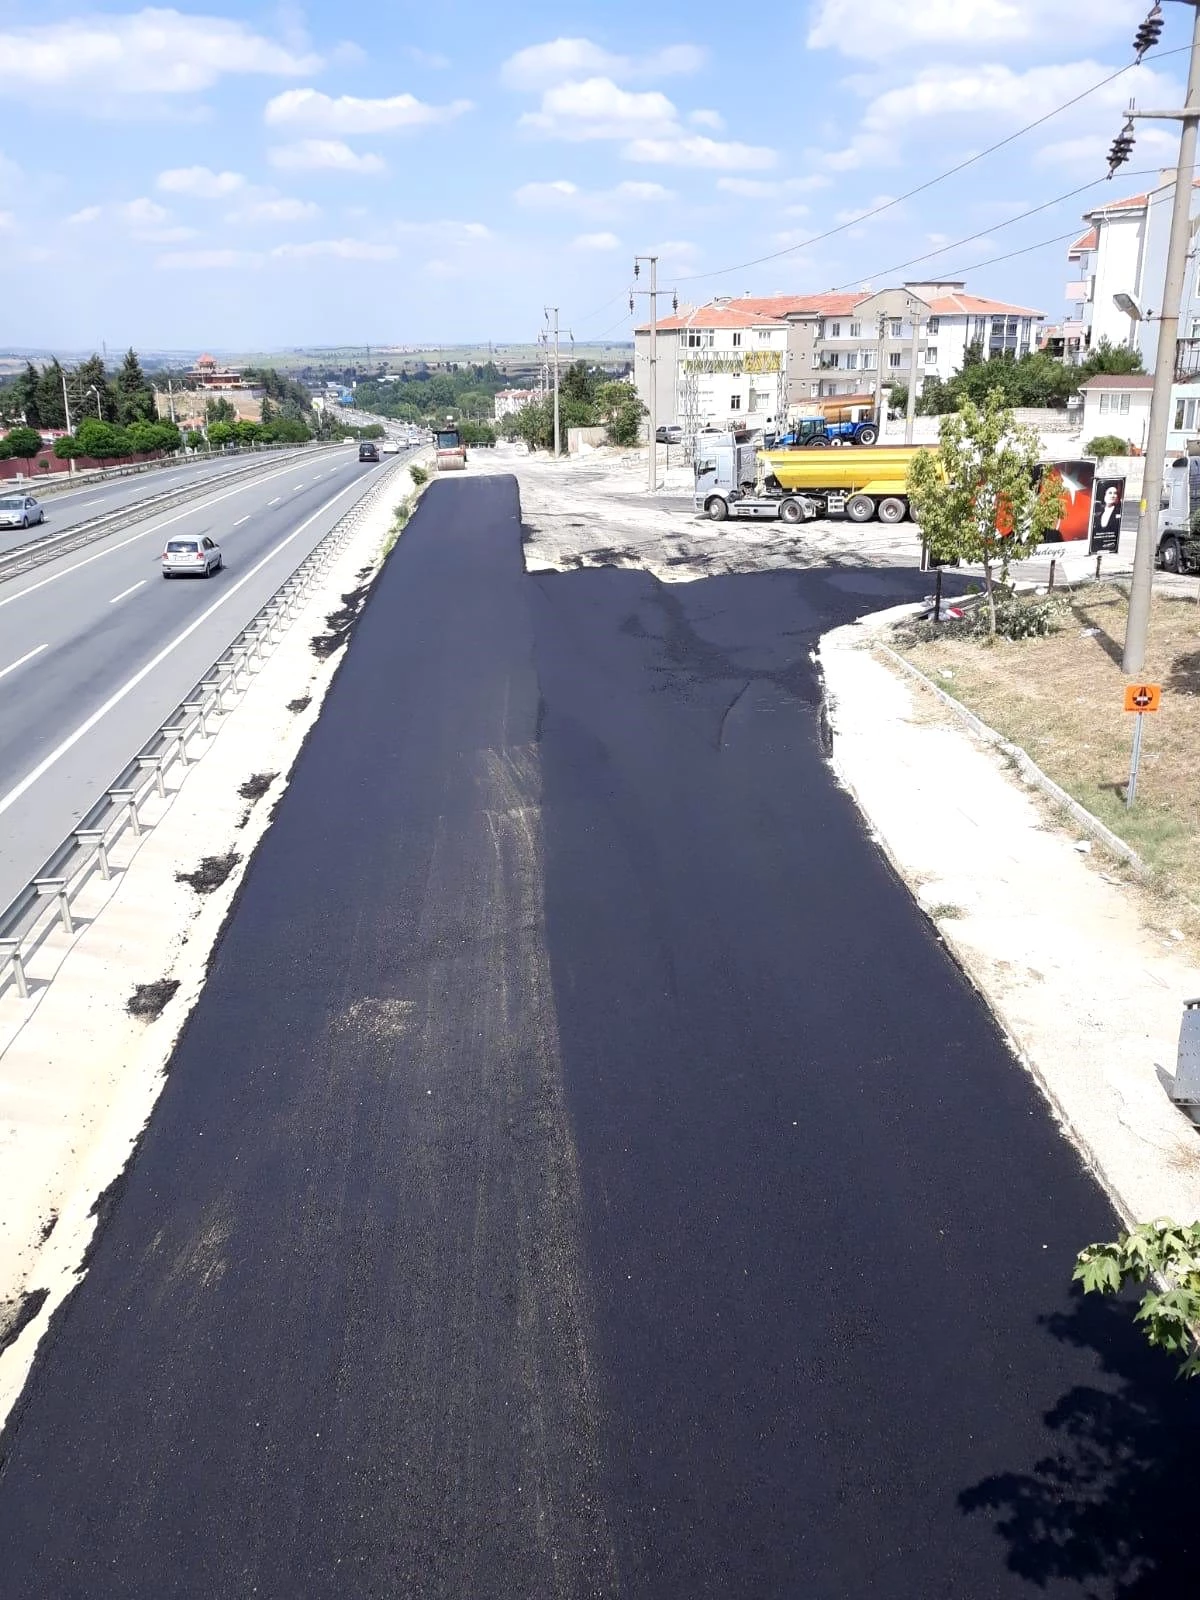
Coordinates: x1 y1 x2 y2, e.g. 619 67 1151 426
1075 1220 1200 1379
0 426 46 464
913 337 1145 417
595 380 645 446
906 392 1065 637
115 347 156 424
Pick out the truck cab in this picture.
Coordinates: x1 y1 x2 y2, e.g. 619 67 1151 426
1157 456 1200 572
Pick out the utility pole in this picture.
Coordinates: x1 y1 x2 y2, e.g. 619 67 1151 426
1116 1 1200 673
61 366 75 475
544 306 561 457
873 312 887 428
633 254 662 492
905 315 922 445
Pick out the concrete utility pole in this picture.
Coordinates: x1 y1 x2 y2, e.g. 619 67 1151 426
905 315 922 445
544 306 561 457
633 254 660 492
60 366 74 475
1122 1 1200 673
873 313 887 427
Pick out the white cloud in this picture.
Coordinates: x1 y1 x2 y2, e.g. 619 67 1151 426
157 247 262 269
227 197 321 224
268 140 386 173
157 165 247 198
501 37 704 91
716 175 832 198
624 135 776 170
514 177 672 219
520 78 678 140
571 231 621 250
271 237 399 260
807 0 1134 56
834 195 898 224
817 58 1179 170
408 46 450 70
66 204 102 224
0 8 321 98
689 109 725 131
263 87 472 134
119 196 170 225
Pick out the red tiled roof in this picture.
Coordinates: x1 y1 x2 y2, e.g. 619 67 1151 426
1069 227 1098 254
926 292 1044 318
635 305 788 332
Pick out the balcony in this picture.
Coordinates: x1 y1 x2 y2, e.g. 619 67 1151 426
1176 338 1200 381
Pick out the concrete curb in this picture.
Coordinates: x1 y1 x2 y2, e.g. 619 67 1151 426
874 639 1148 879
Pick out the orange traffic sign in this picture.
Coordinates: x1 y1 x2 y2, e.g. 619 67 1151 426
1124 683 1162 713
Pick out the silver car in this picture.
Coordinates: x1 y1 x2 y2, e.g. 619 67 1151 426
162 534 223 578
0 493 45 529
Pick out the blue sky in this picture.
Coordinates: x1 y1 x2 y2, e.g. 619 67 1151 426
0 1 1191 352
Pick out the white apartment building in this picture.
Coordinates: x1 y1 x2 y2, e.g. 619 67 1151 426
493 387 540 420
633 305 790 435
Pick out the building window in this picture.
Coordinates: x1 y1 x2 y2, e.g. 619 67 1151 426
844 351 858 370
888 351 903 369
890 320 902 338
686 329 701 348
862 349 877 369
1190 318 1200 339
829 322 841 337
757 330 771 343
730 394 742 410
1175 397 1199 430
849 321 861 337
1100 392 1131 416
702 328 714 348
732 331 742 347
925 346 938 364
927 316 940 335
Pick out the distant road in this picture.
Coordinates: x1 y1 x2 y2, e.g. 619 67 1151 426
0 446 412 908
0 447 335 557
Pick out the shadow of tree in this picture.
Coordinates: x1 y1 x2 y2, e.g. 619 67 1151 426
959 1291 1200 1596
1069 597 1126 667
1166 649 1200 697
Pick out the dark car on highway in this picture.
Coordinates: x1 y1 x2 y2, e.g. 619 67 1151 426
358 442 379 463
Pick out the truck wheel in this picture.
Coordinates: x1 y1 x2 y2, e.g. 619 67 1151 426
779 498 804 525
857 425 879 445
876 496 906 524
846 494 876 523
706 496 729 522
1159 535 1182 572
829 437 846 447
805 437 830 448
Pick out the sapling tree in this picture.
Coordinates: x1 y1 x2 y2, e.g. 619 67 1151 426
906 392 1065 638
1075 1220 1200 1378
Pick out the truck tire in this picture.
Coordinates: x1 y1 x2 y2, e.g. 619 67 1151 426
857 425 879 445
846 494 876 523
1159 534 1182 572
805 436 830 448
876 496 906 524
706 496 729 522
829 437 846 447
779 498 804 525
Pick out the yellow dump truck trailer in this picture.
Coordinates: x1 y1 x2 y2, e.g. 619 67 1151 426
757 445 929 523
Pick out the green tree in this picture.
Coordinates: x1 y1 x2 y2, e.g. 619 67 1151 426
75 417 132 459
114 347 157 424
560 360 596 406
206 396 237 425
207 420 237 448
74 354 117 422
0 426 46 469
34 359 68 430
185 428 207 451
906 392 1066 638
1075 1221 1200 1379
595 380 645 446
12 362 41 426
1079 337 1144 380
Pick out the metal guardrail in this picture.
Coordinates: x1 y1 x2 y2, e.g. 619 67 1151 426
0 453 414 1002
0 444 339 585
7 441 317 501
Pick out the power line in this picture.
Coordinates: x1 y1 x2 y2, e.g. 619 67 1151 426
671 43 1188 286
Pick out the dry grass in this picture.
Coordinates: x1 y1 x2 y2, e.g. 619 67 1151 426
894 585 1200 935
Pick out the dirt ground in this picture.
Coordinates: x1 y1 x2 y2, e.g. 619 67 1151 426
895 585 1200 935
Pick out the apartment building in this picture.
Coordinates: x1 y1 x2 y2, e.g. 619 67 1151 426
633 305 790 435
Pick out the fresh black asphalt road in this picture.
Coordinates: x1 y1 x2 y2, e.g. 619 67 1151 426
0 475 1196 1597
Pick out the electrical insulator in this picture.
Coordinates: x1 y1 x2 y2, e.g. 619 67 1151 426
1133 4 1164 62
1107 121 1135 177
672 293 679 312
629 294 635 313
633 261 640 278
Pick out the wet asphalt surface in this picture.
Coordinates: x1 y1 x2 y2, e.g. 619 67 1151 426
0 474 1197 1598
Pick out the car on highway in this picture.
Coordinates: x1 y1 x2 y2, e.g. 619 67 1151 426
342 436 356 445
655 424 683 445
162 535 223 579
381 441 400 454
0 493 45 529
358 442 380 463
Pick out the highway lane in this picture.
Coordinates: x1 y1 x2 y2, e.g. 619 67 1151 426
0 444 348 557
0 449 413 909
0 475 1196 1598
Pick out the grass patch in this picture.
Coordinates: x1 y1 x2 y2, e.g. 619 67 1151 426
409 463 429 487
894 584 1200 934
285 695 311 713
126 977 181 1018
237 772 276 803
929 902 965 920
175 852 241 894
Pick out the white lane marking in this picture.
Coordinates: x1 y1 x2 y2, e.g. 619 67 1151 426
268 497 281 506
0 643 47 681
108 579 147 605
0 473 367 820
292 483 305 491
0 457 324 614
83 499 103 507
233 515 251 527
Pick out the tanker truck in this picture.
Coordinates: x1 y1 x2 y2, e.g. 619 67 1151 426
693 432 928 524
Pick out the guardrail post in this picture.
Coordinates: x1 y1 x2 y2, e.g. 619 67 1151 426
183 698 210 740
34 878 74 936
163 725 192 767
136 756 166 798
74 828 111 880
0 938 29 1000
108 787 142 837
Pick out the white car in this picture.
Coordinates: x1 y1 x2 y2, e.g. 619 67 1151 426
342 436 356 445
0 493 45 529
162 535 223 578
381 441 400 454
